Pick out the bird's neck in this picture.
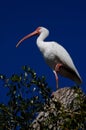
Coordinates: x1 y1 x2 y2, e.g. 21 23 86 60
36 30 49 48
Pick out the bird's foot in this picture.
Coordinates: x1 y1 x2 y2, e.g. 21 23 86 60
51 91 56 97
51 90 59 97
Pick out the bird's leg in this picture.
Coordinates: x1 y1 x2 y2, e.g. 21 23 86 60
52 64 63 97
54 63 63 89
53 70 59 89
55 63 63 73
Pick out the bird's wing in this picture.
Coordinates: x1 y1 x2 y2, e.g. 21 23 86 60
51 42 82 84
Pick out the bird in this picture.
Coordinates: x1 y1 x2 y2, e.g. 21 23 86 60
16 26 82 89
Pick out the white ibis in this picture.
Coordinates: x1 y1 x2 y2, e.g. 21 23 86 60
16 27 82 89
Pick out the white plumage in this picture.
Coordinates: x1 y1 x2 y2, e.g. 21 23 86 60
16 26 82 88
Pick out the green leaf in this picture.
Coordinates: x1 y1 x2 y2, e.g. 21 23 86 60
11 74 21 82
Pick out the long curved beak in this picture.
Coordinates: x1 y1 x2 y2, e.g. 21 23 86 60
16 30 39 48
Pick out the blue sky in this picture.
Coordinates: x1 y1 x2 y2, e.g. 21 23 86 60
0 0 86 102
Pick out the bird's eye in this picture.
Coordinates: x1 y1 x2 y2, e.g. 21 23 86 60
36 27 41 31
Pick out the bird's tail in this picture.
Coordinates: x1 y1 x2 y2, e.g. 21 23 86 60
59 66 82 85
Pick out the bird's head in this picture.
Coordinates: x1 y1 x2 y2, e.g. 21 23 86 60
16 26 49 48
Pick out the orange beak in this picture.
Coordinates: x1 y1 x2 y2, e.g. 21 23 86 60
16 28 40 48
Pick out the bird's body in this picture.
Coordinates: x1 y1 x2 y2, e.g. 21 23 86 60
16 27 82 88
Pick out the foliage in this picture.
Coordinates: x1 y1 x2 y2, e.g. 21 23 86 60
53 89 86 130
0 66 51 130
0 66 86 130
31 86 86 130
